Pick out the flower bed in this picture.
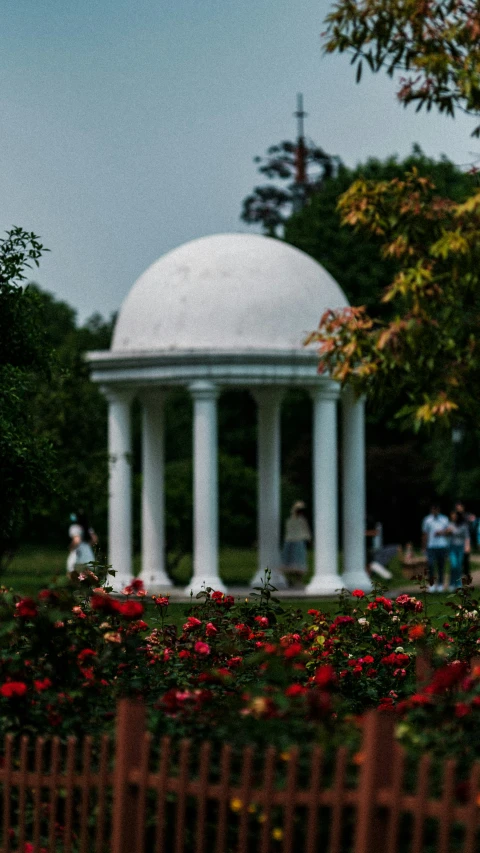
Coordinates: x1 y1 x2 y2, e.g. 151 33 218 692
1 567 480 763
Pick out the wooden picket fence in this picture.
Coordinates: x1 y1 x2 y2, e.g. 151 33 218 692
0 698 480 853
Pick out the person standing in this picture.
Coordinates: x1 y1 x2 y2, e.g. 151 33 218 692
455 502 476 577
444 510 470 591
281 501 312 587
66 510 98 573
421 504 449 592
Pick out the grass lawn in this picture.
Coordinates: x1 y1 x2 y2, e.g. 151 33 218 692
5 545 313 593
4 545 466 630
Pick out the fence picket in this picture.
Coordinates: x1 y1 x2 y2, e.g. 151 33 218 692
63 737 76 853
236 745 253 853
174 740 191 853
385 742 405 853
259 746 276 853
17 736 29 853
353 712 395 853
438 759 456 853
32 737 45 852
111 699 146 853
464 760 480 853
134 732 152 853
94 735 110 853
79 736 92 853
194 740 211 853
2 735 13 853
154 736 171 853
304 745 322 853
48 737 61 852
214 743 232 853
282 747 298 853
329 746 347 853
411 753 431 853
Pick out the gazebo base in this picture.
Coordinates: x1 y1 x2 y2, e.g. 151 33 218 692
183 576 228 596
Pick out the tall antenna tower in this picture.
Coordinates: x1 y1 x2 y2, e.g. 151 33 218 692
292 93 308 213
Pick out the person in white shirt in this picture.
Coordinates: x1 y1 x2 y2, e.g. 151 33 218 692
421 504 449 592
281 501 312 587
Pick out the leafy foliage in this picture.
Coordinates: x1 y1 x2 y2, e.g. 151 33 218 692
24 288 114 553
2 566 480 770
285 146 475 310
308 158 480 428
0 229 55 565
324 0 480 135
314 0 480 429
241 140 340 236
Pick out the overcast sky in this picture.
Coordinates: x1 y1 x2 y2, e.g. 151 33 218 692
2 0 477 322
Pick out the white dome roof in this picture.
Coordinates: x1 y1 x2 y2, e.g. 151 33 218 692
112 233 348 353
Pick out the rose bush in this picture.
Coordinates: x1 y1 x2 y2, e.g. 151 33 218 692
1 565 480 761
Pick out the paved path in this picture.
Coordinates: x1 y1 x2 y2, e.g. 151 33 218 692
162 557 480 602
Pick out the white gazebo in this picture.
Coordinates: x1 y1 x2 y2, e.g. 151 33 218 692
87 233 371 595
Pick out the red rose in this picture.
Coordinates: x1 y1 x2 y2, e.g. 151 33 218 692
77 649 97 664
194 641 210 656
408 624 425 641
307 609 320 616
409 693 432 706
226 656 243 668
205 622 217 637
352 589 365 598
90 593 116 613
381 653 410 667
153 595 170 607
455 702 471 718
38 590 56 602
15 598 37 619
34 678 52 692
211 591 224 601
215 667 232 678
115 601 144 620
427 661 468 695
183 616 202 631
179 650 191 659
284 643 303 659
330 616 354 630
375 596 393 612
123 578 145 596
254 616 269 627
285 683 307 697
0 681 27 698
314 665 336 688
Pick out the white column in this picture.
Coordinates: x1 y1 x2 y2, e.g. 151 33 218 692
139 391 172 590
306 383 342 595
104 388 133 591
342 387 372 591
187 381 226 594
251 389 287 589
